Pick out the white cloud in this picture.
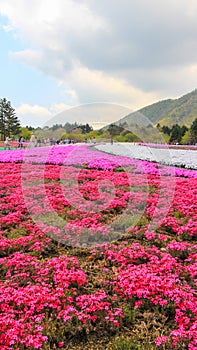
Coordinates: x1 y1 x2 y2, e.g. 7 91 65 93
50 103 71 114
16 104 51 117
15 103 72 127
65 64 159 110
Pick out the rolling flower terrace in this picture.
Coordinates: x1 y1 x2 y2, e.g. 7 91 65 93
0 144 196 349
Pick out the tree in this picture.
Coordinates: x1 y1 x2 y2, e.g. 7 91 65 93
51 124 62 131
0 98 21 140
156 123 161 131
180 125 188 138
26 125 34 131
0 98 6 140
80 123 93 134
108 124 124 137
169 124 182 144
20 127 32 140
162 125 171 135
190 118 197 144
181 130 192 145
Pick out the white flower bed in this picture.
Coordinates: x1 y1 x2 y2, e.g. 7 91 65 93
95 143 197 170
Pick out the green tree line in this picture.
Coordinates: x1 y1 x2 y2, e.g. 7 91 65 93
157 119 197 144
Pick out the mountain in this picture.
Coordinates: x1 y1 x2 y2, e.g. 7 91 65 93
114 89 197 128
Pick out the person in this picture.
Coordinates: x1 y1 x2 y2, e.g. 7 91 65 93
110 137 113 145
37 138 41 147
4 136 11 150
30 133 36 147
18 136 23 148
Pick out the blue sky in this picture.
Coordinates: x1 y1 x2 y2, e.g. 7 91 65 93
0 15 68 126
0 0 197 128
0 20 61 106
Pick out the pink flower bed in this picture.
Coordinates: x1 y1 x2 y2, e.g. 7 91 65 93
0 145 196 349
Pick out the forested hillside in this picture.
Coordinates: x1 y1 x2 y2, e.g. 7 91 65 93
117 89 197 127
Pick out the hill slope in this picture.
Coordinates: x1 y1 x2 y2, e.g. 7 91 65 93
116 89 197 127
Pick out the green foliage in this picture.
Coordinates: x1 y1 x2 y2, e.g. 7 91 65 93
112 337 140 350
61 132 84 142
161 133 170 143
169 124 182 143
32 123 99 143
111 215 139 232
190 117 197 144
113 131 141 142
122 305 136 325
108 124 125 136
80 123 93 134
0 97 21 140
46 122 93 134
161 125 171 135
20 127 32 140
181 130 192 145
114 135 128 142
123 132 141 142
160 123 189 144
111 336 156 350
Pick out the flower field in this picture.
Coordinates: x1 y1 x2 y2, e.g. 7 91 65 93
0 145 197 350
96 143 197 169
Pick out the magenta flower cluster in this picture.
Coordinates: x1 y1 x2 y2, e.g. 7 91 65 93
0 145 196 349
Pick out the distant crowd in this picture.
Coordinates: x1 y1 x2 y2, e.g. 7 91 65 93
3 134 97 150
29 134 97 147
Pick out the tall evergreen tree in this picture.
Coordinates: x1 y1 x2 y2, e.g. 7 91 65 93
0 98 21 140
169 124 182 144
0 98 7 140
